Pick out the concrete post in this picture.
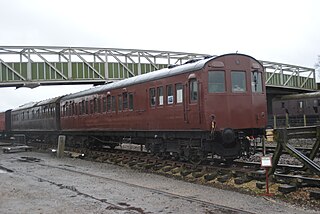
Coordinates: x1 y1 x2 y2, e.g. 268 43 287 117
57 135 66 158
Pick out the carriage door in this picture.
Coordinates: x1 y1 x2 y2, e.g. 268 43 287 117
187 77 201 125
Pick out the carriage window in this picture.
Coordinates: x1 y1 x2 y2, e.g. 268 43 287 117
81 101 85 115
85 101 89 114
97 98 101 113
74 102 77 115
149 88 156 107
71 102 75 115
90 100 94 114
111 96 116 112
298 101 304 109
118 95 123 111
129 93 134 110
281 102 285 108
208 71 225 93
68 104 71 116
103 97 107 112
62 105 65 117
93 98 98 113
167 85 173 105
176 83 183 104
157 86 164 106
123 92 128 109
231 71 246 92
251 71 262 92
79 102 82 115
190 79 198 101
107 95 111 112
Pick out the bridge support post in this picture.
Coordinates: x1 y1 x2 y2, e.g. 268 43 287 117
27 49 32 81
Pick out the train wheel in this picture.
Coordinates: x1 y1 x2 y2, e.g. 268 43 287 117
156 152 165 160
189 152 207 165
189 155 202 165
172 152 180 161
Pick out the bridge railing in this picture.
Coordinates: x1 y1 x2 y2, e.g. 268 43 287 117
0 46 209 87
263 60 316 90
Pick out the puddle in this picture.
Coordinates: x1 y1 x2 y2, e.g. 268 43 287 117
18 157 42 162
0 169 7 173
0 165 13 173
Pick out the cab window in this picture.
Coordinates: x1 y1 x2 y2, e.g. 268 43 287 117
251 71 263 92
208 71 225 93
231 71 246 92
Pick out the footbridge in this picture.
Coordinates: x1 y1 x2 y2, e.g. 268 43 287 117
0 46 316 90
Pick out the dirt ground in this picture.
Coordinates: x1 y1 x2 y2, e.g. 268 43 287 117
0 151 319 214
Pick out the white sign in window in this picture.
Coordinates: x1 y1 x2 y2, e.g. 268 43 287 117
176 89 183 103
167 95 173 104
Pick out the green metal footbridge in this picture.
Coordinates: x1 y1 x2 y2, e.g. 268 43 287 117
0 46 316 90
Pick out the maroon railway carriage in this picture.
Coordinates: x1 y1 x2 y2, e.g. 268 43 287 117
0 110 12 139
0 112 5 138
60 53 267 161
272 91 320 127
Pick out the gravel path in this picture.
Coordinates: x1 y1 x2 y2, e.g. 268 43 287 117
0 151 318 214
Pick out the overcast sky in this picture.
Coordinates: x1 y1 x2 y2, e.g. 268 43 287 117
1 0 320 111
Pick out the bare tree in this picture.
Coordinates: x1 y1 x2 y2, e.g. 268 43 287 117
316 55 320 68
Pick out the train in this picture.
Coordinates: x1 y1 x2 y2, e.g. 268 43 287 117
272 91 320 127
0 53 267 162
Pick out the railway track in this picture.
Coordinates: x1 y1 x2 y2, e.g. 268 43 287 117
13 157 254 214
255 145 319 157
28 142 320 189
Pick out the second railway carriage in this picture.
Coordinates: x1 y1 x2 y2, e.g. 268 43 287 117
60 53 267 161
10 97 62 141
